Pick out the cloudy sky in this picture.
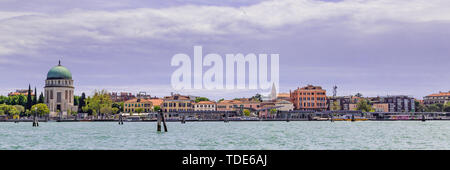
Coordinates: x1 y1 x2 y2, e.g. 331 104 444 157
0 0 449 100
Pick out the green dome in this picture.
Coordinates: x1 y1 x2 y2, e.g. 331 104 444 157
47 64 72 80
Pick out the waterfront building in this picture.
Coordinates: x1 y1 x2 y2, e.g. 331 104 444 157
370 95 416 112
147 98 164 107
110 92 135 102
162 94 194 112
124 98 153 113
217 100 241 111
275 100 294 111
44 61 77 117
327 96 358 111
373 103 389 112
424 91 450 105
193 101 216 111
8 89 34 96
216 99 261 112
276 93 291 101
290 85 327 111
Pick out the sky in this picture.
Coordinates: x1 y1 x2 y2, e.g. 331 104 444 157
0 0 449 100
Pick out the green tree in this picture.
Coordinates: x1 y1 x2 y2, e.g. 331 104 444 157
0 96 7 104
243 109 251 117
251 94 262 102
135 108 144 114
78 92 86 112
13 105 25 114
153 105 161 112
356 99 374 112
331 101 341 111
195 97 210 103
269 109 277 115
426 103 444 112
31 103 50 116
86 90 112 119
112 108 119 115
100 106 112 118
38 92 44 104
355 93 363 98
218 98 225 102
112 102 124 112
26 84 33 110
444 102 450 112
33 87 37 106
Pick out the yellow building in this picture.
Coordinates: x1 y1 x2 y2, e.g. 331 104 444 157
124 98 153 113
162 94 194 112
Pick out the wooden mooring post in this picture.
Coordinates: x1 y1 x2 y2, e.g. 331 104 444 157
32 112 39 127
330 114 334 122
286 112 291 122
422 114 426 122
118 114 124 125
351 114 355 122
157 110 167 132
181 113 186 124
224 112 229 123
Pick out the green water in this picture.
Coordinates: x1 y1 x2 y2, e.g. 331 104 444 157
0 121 449 150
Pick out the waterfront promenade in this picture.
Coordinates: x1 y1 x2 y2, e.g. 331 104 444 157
2 111 449 122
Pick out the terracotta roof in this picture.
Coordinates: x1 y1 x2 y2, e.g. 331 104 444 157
277 93 290 98
195 101 216 105
148 99 164 106
427 92 450 97
124 98 153 104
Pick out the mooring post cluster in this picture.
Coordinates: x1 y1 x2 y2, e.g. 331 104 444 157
118 114 124 125
157 110 168 132
224 111 229 123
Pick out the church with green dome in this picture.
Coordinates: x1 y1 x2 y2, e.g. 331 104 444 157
44 61 76 118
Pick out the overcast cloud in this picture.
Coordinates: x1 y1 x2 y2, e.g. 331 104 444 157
0 0 449 99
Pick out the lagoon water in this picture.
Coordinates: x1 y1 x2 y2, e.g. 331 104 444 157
0 121 449 150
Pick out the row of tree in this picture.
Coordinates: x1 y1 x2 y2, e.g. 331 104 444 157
0 103 49 117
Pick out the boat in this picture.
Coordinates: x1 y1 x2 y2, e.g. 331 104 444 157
333 114 368 121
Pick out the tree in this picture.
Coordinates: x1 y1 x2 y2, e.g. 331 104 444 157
32 87 37 106
112 108 119 115
38 92 44 104
100 106 112 118
86 90 112 119
26 84 33 110
355 93 363 98
331 101 341 111
269 109 277 115
426 103 444 112
13 105 25 114
78 92 86 112
251 94 262 102
153 105 161 112
356 99 374 112
218 98 225 102
135 108 144 114
31 103 50 116
243 109 251 117
195 97 210 103
444 102 450 112
112 102 124 112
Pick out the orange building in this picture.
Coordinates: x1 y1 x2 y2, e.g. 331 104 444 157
290 85 327 111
